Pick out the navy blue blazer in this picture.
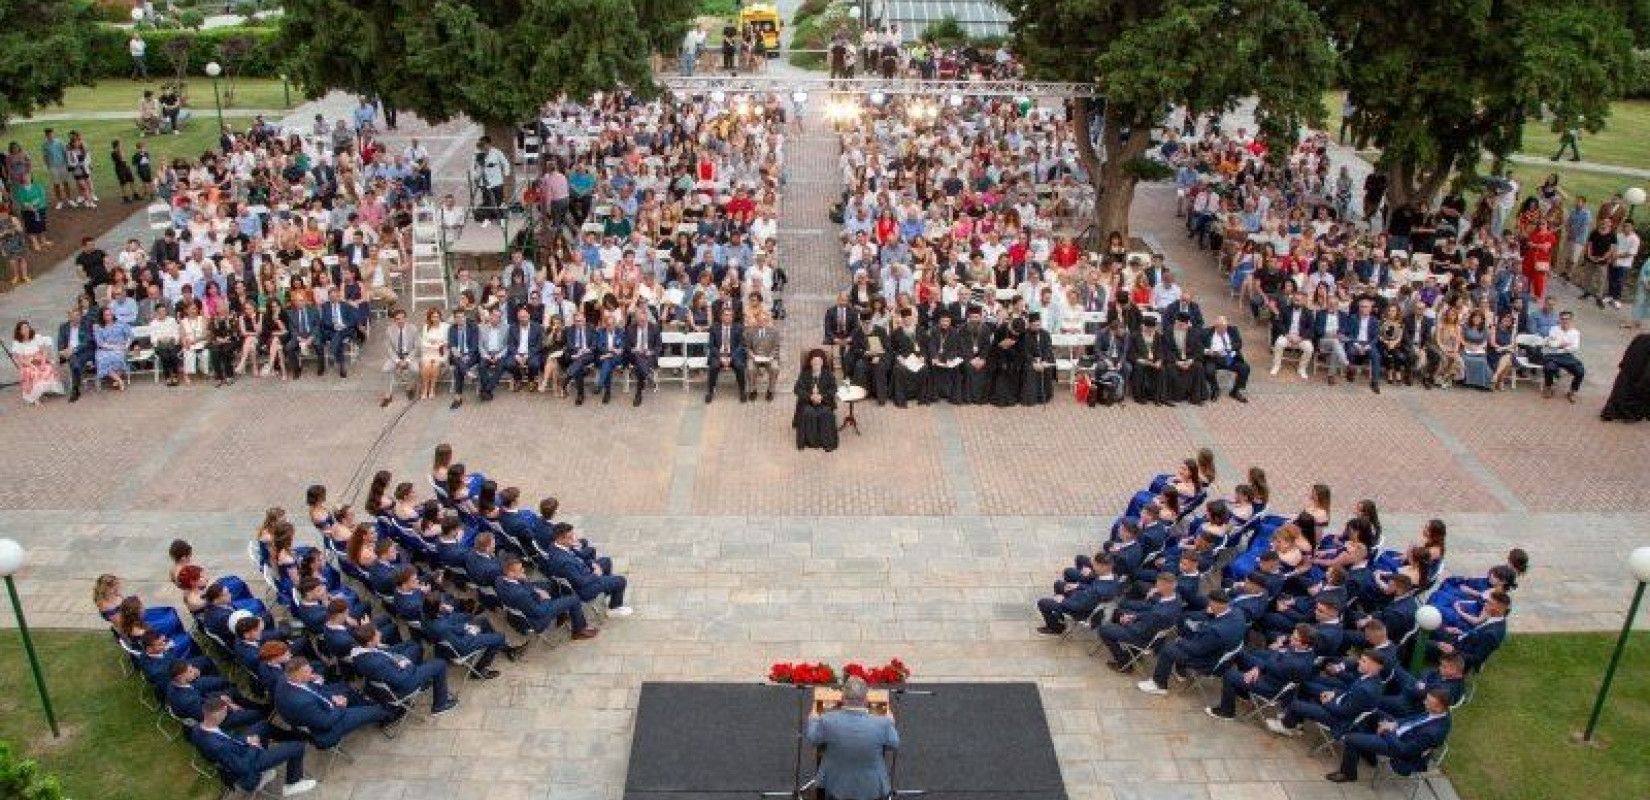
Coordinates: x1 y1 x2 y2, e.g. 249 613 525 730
273 680 343 733
319 624 358 660
165 676 234 721
707 323 748 367
1450 618 1507 667
318 300 358 333
1229 590 1270 622
190 726 270 789
1312 310 1353 341
1377 713 1451 772
1322 674 1383 721
626 324 663 359
1178 610 1247 662
447 322 480 359
1254 646 1319 686
1273 304 1314 340
286 306 321 339
1123 597 1184 640
506 321 544 358
494 576 557 628
292 600 329 632
542 545 601 594
57 315 97 357
201 604 237 642
464 551 504 588
350 648 422 694
424 612 497 655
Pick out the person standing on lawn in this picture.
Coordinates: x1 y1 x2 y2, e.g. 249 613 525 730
111 140 141 203
41 128 73 209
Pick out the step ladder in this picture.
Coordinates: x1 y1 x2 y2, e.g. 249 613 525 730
408 204 449 313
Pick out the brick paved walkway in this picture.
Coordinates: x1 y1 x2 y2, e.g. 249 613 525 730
0 95 1645 800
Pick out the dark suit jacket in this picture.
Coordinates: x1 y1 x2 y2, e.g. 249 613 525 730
189 727 269 789
1200 326 1244 360
494 576 557 628
286 306 321 339
350 648 422 694
464 550 504 588
506 322 544 359
58 315 97 357
1379 714 1451 772
1312 310 1352 341
273 680 343 733
447 322 480 360
1272 303 1314 341
707 323 747 367
824 305 857 343
319 301 357 333
626 324 663 360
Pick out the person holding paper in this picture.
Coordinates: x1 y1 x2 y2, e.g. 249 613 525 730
746 310 782 401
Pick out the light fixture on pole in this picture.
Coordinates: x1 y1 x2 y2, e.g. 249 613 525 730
1580 546 1650 743
0 539 58 738
205 61 225 133
1411 603 1443 674
1624 187 1646 225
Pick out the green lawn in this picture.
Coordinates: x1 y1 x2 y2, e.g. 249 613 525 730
0 629 217 800
2 119 223 201
47 77 296 115
1447 631 1650 800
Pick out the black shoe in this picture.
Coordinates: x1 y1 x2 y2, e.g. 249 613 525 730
503 645 526 662
1035 626 1065 635
69 391 80 403
765 390 774 402
339 368 347 379
1106 661 1134 674
747 391 757 401
315 366 325 377
633 391 643 407
1325 773 1355 783
575 391 585 406
602 389 612 404
704 394 713 404
473 668 502 680
1229 389 1248 403
1205 707 1236 720
739 392 747 404
451 397 463 409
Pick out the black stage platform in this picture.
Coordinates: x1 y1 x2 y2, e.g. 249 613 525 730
623 682 1068 800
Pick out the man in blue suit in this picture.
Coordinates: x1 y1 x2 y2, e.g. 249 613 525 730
505 306 543 393
1380 653 1467 716
1036 553 1123 634
272 657 394 748
495 488 545 558
1327 689 1452 782
560 314 598 402
348 623 458 716
285 295 323 379
190 696 317 796
1139 590 1248 694
593 317 629 405
463 532 506 589
447 307 480 408
1206 624 1319 719
165 659 268 730
1269 649 1387 737
804 676 899 800
1312 297 1353 386
420 595 509 678
1430 591 1509 669
1097 574 1183 672
58 304 98 402
317 287 356 378
136 630 216 687
494 557 598 639
1350 573 1418 648
1340 298 1383 393
545 523 632 615
704 306 748 403
622 311 662 406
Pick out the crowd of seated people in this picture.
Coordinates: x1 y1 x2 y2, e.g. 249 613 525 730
1165 120 1621 400
376 90 789 409
1035 451 1526 785
93 441 634 797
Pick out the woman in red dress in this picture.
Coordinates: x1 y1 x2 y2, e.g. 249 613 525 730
1523 219 1557 299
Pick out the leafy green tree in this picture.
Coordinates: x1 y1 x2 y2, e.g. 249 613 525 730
1325 0 1642 208
278 0 695 150
999 0 1335 238
0 0 100 127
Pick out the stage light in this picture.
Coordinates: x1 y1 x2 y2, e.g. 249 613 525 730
869 92 886 105
792 91 808 104
710 90 726 104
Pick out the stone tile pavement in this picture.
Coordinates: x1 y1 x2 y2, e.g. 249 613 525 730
0 100 1645 800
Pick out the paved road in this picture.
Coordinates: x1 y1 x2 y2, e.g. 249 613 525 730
0 91 1645 800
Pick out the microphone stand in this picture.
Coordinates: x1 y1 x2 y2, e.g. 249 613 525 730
885 688 934 798
759 681 830 799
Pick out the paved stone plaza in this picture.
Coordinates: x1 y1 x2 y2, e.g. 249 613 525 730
1 85 1648 800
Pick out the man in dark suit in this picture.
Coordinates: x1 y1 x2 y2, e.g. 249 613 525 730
1269 649 1387 737
58 305 97 401
1429 591 1509 669
1206 624 1320 719
348 624 458 716
1269 291 1316 378
447 308 480 408
285 295 322 379
165 659 268 729
593 317 629 405
317 287 356 378
420 595 508 679
135 631 217 687
272 657 394 748
622 311 662 406
1350 573 1419 647
190 696 317 796
1200 315 1250 402
1166 291 1205 330
560 314 598 402
1380 653 1467 716
544 523 632 614
824 292 857 367
1036 553 1123 635
1402 308 1438 387
1341 297 1383 392
1327 689 1452 783
704 307 748 403
505 307 544 393
1139 590 1247 694
1096 574 1183 671
1312 297 1353 385
494 557 598 639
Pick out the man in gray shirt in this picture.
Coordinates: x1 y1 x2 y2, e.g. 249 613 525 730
804 677 899 800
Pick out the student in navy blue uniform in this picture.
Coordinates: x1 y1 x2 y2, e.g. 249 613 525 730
273 657 394 748
1268 650 1387 738
1227 574 1273 624
1326 688 1452 783
493 557 599 640
1206 624 1320 719
1310 620 1398 695
463 531 507 589
190 696 317 797
1036 553 1123 634
1349 572 1419 648
1138 590 1248 695
1428 590 1510 669
136 630 218 688
543 523 633 615
420 595 510 678
348 624 459 716
1380 653 1468 716
1096 574 1183 672
165 659 268 731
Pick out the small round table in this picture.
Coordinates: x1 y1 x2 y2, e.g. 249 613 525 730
837 384 867 435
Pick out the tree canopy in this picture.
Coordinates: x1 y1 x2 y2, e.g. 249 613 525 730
0 0 100 127
1325 0 1643 205
278 0 695 142
999 0 1336 237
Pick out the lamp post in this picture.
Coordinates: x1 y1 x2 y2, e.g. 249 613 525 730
1625 187 1646 226
1411 604 1443 675
205 61 224 133
1581 546 1650 743
0 539 58 738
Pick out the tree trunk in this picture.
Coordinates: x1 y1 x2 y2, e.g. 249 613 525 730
1383 155 1455 213
1088 105 1152 244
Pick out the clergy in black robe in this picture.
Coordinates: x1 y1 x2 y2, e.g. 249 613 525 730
1163 313 1208 405
889 311 927 407
988 317 1028 407
1129 317 1169 405
961 308 994 404
925 314 968 404
1020 313 1056 405
793 350 840 451
847 315 891 404
1601 333 1650 422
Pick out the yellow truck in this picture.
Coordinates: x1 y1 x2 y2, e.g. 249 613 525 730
740 3 783 54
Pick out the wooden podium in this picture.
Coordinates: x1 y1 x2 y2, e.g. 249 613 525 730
811 686 892 716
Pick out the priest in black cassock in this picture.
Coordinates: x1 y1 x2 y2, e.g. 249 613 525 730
925 313 968 404
1020 312 1056 405
1164 312 1208 405
889 309 927 407
847 313 890 405
961 306 994 404
1129 315 1169 405
793 349 840 451
988 317 1028 407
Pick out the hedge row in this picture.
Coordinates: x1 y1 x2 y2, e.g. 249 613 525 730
87 25 286 80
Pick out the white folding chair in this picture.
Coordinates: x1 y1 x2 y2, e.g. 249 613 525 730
681 331 710 388
126 325 160 383
147 203 173 232
1051 333 1095 384
1371 743 1448 800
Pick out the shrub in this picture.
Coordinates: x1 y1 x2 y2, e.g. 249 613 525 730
88 25 285 80
1628 49 1650 100
920 15 966 46
0 740 65 800
793 0 831 24
699 0 739 18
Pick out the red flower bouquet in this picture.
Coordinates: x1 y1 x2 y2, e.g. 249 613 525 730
768 662 837 685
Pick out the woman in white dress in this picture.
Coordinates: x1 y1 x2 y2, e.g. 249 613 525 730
416 307 449 401
11 321 65 405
